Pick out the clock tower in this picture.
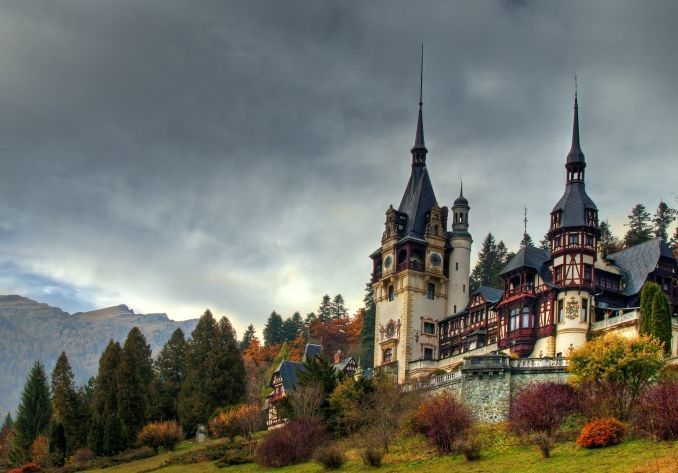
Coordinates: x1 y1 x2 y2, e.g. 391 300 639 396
370 54 471 382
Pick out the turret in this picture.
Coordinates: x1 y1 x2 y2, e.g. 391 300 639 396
447 183 472 315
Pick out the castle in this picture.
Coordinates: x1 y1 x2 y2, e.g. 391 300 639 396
370 79 678 384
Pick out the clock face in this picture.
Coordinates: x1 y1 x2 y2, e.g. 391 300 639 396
430 252 442 267
384 255 393 269
386 322 395 337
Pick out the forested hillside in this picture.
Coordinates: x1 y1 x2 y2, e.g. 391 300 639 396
0 295 197 417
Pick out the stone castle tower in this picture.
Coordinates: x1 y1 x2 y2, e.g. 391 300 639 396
370 56 471 383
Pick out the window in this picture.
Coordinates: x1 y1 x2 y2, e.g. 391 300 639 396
568 233 579 246
383 348 393 363
521 306 530 328
581 299 588 322
586 234 594 247
388 285 394 301
427 283 435 300
558 299 564 323
463 284 466 293
554 266 563 282
456 262 459 271
423 322 435 334
424 348 433 360
509 307 519 331
584 265 592 282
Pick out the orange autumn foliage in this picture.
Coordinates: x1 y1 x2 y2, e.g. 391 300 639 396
577 418 625 448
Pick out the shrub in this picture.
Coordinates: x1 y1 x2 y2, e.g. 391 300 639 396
209 404 262 440
8 463 41 473
103 414 126 455
29 435 51 468
114 446 156 462
453 431 483 461
633 379 678 440
70 447 96 466
360 446 384 467
509 381 580 458
137 420 182 452
314 445 346 470
577 418 625 448
255 417 326 467
411 392 472 454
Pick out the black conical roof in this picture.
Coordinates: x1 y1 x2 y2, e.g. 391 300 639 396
398 165 438 238
566 95 585 165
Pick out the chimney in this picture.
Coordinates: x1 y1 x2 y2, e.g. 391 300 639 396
333 349 344 364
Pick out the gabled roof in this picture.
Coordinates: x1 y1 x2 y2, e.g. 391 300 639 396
397 166 438 238
272 360 304 392
475 286 503 304
500 245 551 276
607 238 675 296
333 357 354 373
303 344 323 363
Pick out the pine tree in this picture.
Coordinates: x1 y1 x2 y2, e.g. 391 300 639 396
1 414 12 434
262 311 284 346
12 361 52 462
520 232 534 248
148 328 186 421
48 422 67 466
281 316 299 343
317 295 332 323
92 340 122 418
87 415 104 455
470 233 508 291
102 414 126 455
653 200 676 241
240 324 256 351
304 312 317 325
539 232 550 252
639 282 661 335
599 220 623 256
624 204 653 247
650 290 672 354
51 352 87 453
360 281 375 370
330 294 348 319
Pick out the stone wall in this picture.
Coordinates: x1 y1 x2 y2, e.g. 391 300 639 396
425 354 570 423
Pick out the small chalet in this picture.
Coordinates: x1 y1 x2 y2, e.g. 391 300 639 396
265 344 358 429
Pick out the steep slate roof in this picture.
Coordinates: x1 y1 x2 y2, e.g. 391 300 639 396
551 182 597 227
303 343 323 363
273 360 303 392
500 245 552 283
475 286 503 304
397 167 438 238
607 238 675 296
333 357 353 373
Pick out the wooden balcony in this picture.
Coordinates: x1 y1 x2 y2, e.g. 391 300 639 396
397 261 425 272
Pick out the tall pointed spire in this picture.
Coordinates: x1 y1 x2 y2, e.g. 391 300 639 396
567 76 585 166
411 44 427 166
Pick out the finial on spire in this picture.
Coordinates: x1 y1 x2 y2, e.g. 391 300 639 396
574 73 578 99
523 205 528 237
460 176 463 197
419 43 423 107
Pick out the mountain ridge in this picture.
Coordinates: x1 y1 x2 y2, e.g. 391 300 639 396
0 294 199 417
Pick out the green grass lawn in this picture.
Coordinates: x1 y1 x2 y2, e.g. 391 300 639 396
84 435 677 473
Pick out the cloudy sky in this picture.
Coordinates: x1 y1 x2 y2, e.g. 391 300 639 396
0 1 676 335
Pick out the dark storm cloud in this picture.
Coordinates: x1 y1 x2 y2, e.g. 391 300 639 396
0 1 676 332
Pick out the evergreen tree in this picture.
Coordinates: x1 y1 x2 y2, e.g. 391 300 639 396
639 282 661 335
470 233 509 291
281 316 299 343
317 295 333 323
87 415 104 455
12 361 52 462
116 327 153 443
240 324 256 351
360 281 375 370
179 310 246 434
650 290 672 354
92 340 122 418
539 232 550 252
1 414 12 433
624 203 653 247
102 414 126 455
653 200 676 241
48 422 67 466
520 232 534 248
262 311 284 346
148 328 186 421
330 294 348 319
51 352 87 453
599 220 623 256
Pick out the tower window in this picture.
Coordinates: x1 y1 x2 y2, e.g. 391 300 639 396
521 306 530 328
581 299 588 322
584 265 593 282
558 299 564 323
568 233 579 246
388 285 394 301
423 322 435 334
424 347 433 360
456 262 459 271
383 348 393 363
554 266 563 283
463 284 466 293
453 305 457 313
427 283 435 300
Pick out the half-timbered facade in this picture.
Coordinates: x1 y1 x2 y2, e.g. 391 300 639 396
372 87 678 383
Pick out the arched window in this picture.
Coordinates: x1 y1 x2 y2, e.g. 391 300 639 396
383 348 393 363
521 306 530 328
